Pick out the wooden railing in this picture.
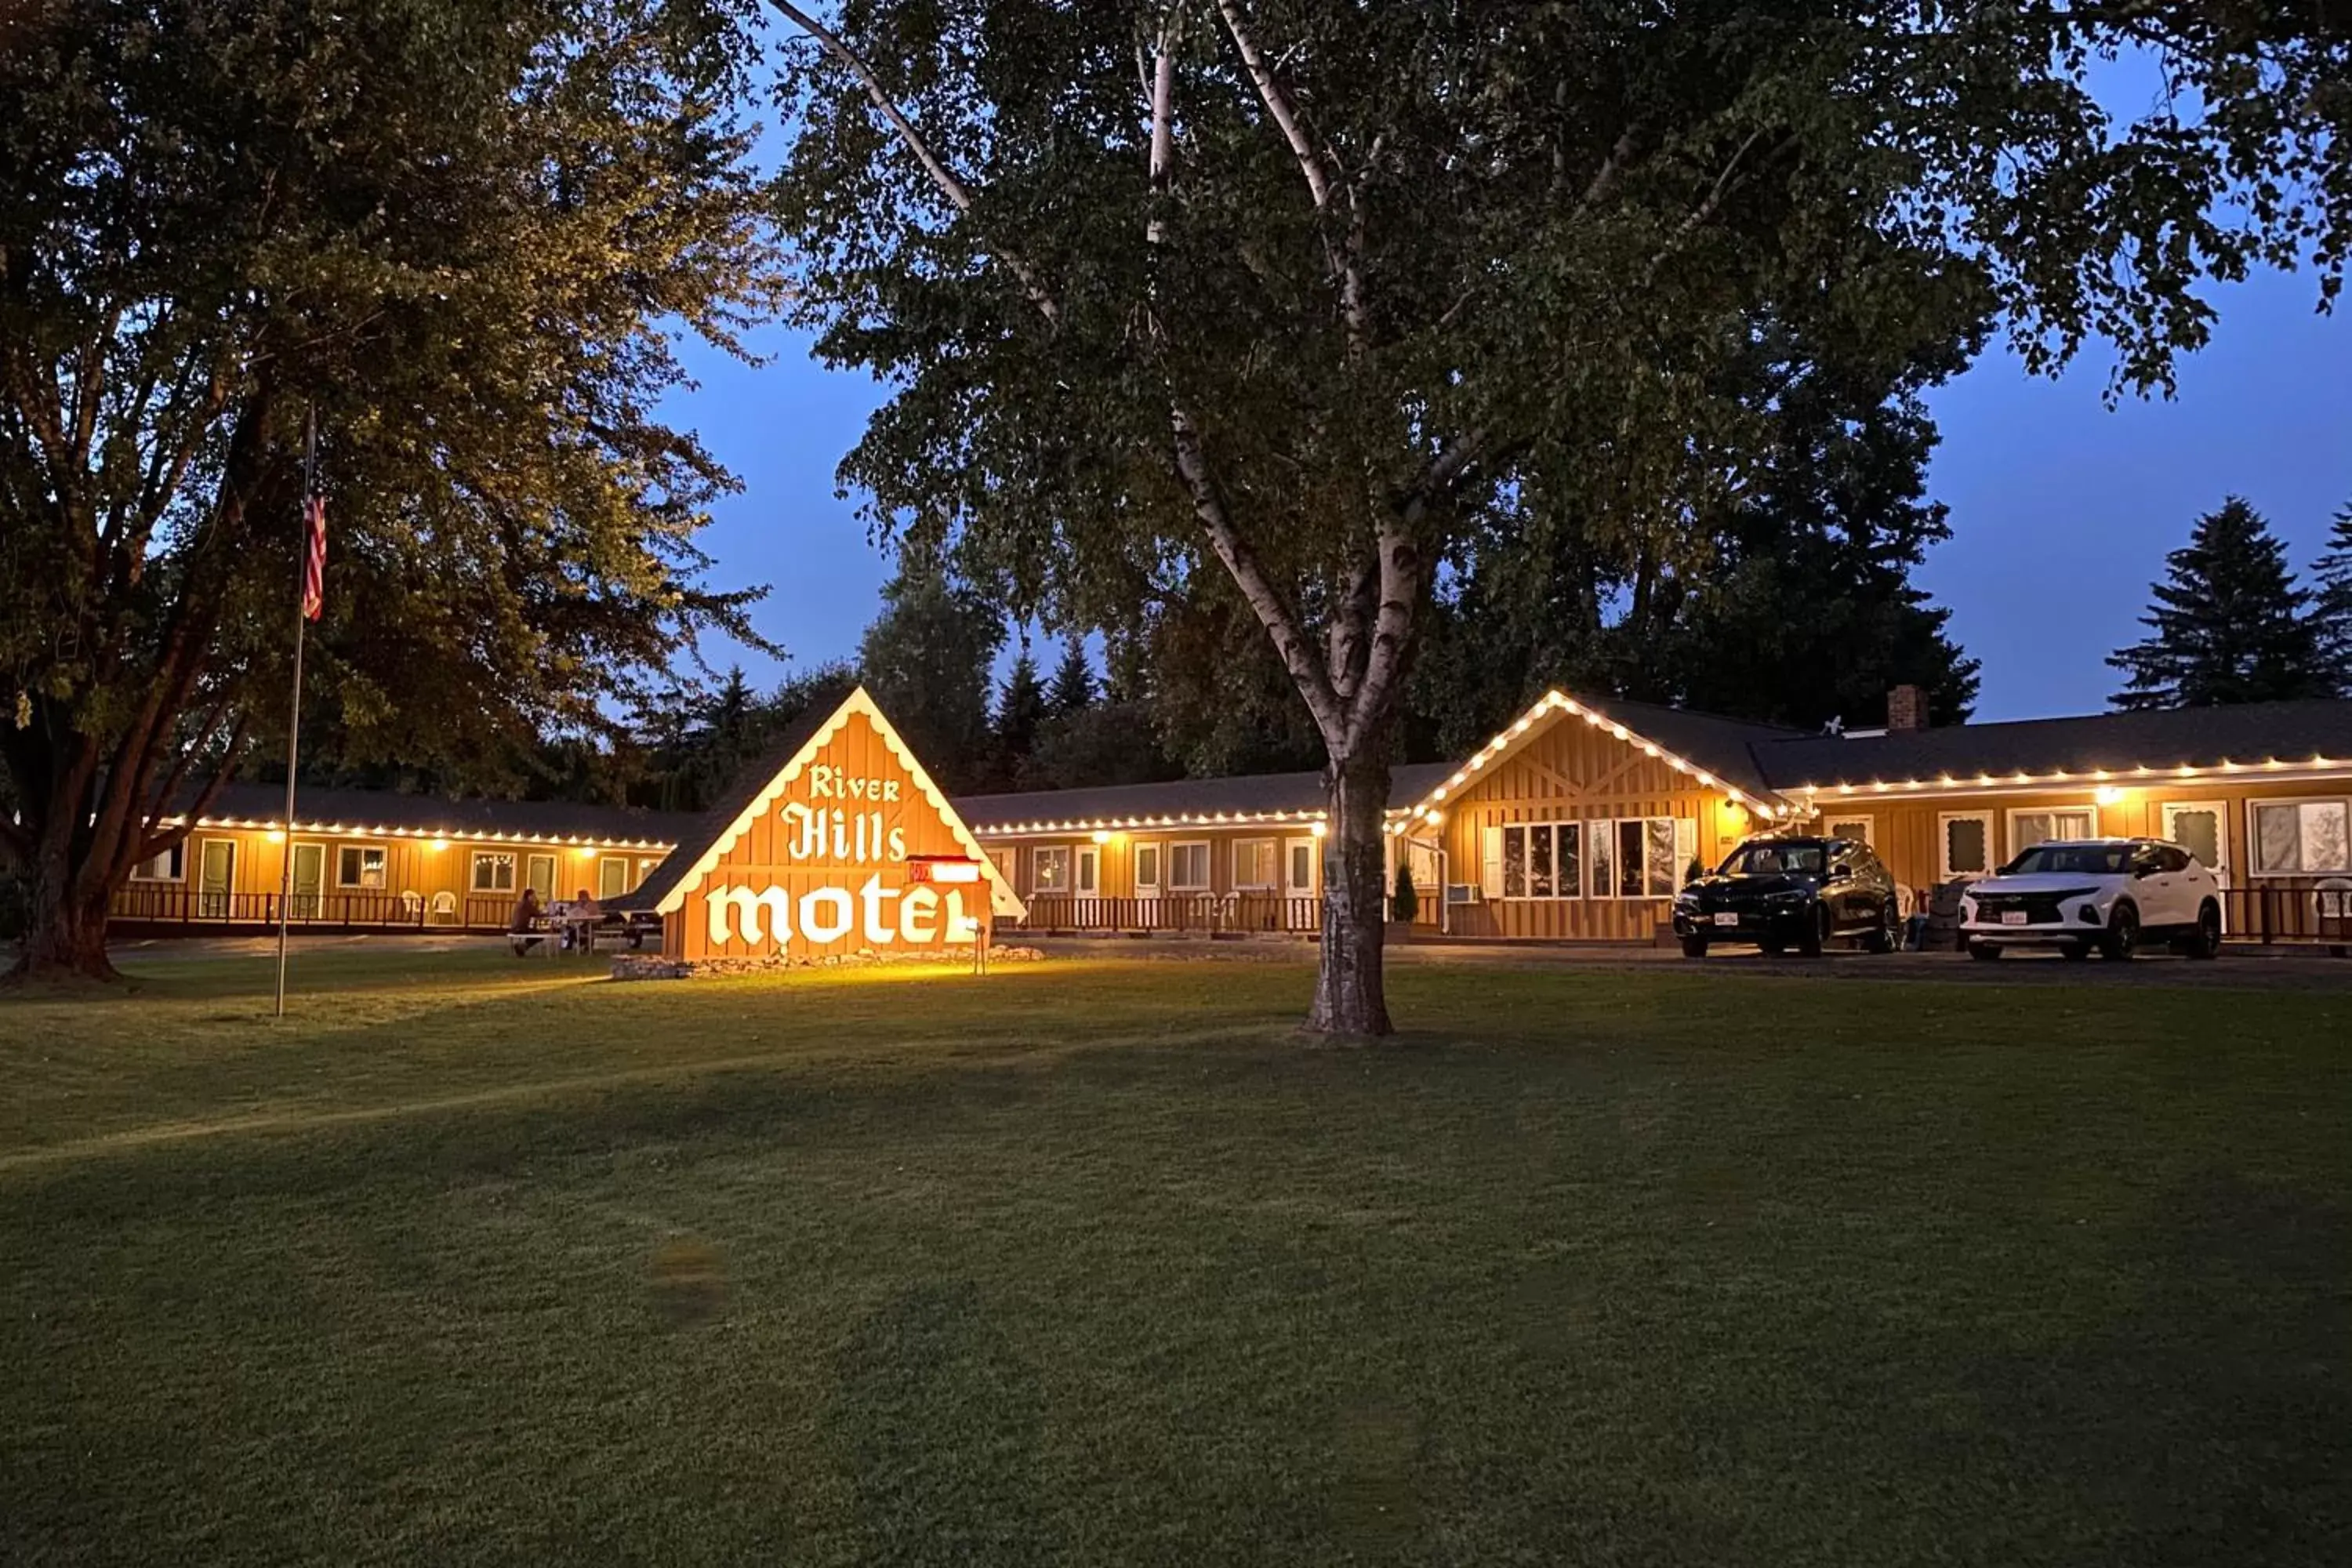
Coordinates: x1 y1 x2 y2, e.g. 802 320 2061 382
108 885 518 932
2223 883 2352 948
1015 892 1323 936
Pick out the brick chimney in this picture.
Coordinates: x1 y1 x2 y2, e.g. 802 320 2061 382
1886 684 1928 733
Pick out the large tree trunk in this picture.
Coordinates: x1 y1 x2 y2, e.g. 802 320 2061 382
9 889 121 984
1308 747 1394 1037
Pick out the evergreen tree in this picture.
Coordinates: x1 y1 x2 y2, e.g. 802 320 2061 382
2108 499 2328 710
856 546 1005 792
989 648 1050 787
2313 503 2352 698
1047 641 1097 716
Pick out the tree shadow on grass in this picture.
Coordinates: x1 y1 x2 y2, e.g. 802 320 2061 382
828 1279 1054 1565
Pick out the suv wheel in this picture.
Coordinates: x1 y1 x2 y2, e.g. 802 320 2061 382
1797 905 1830 957
2187 900 2222 960
1861 899 1897 954
2100 902 2140 962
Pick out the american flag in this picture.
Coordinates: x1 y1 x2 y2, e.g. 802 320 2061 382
299 494 327 622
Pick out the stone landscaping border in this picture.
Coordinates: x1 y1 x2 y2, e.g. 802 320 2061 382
610 945 1045 981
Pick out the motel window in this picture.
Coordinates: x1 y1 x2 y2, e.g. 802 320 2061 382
1134 843 1162 892
336 844 388 889
2252 799 2352 876
1076 845 1099 895
130 843 187 883
1234 838 1278 890
1940 812 1993 880
1824 815 1874 847
989 847 1018 887
1170 841 1212 891
1588 818 1680 898
2009 808 2096 856
2162 804 2226 875
1034 846 1072 895
1287 839 1316 894
472 851 517 893
526 854 557 898
597 855 630 900
1500 822 1584 900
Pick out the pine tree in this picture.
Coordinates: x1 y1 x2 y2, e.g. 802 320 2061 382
1047 641 1097 716
855 546 1006 791
991 648 1050 782
2107 498 2328 710
2313 503 2352 698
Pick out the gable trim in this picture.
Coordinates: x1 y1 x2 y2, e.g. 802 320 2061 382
1394 690 1789 833
650 687 1026 921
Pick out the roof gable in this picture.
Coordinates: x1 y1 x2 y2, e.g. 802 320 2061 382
626 688 1024 920
1396 690 1797 826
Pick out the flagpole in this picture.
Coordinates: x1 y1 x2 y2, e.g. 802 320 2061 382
274 408 317 1018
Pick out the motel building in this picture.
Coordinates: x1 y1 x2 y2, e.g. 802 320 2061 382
104 685 2352 956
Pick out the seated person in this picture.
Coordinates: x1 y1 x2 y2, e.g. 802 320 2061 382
564 888 601 949
508 887 546 955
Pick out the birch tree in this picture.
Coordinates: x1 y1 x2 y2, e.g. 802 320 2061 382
767 0 2350 1033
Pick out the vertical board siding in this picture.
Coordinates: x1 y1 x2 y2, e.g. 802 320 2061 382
674 709 985 963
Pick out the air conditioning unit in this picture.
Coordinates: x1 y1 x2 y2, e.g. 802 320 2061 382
1445 883 1482 906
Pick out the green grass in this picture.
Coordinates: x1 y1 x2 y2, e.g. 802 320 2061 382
2 949 2348 1566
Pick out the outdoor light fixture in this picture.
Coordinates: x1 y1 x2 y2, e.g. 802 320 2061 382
1311 822 1328 837
264 829 287 844
1090 829 1112 844
2095 786 2125 807
429 838 449 851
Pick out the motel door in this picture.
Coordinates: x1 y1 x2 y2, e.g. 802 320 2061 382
198 839 236 920
1285 837 1316 902
289 842 325 919
2163 801 2231 928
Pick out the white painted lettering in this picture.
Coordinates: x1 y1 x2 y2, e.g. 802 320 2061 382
860 874 896 945
709 886 792 948
900 885 938 943
800 886 853 944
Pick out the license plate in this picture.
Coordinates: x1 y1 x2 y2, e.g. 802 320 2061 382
2001 910 2029 926
1712 913 1740 927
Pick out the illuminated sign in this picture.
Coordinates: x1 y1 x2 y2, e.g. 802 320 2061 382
647 689 1022 962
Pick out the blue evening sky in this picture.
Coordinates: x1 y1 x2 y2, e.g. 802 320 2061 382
671 265 2349 726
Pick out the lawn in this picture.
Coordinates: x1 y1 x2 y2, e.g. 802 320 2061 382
2 949 2347 1566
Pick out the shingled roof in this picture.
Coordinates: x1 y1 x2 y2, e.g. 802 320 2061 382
1751 699 2352 792
954 762 1455 831
184 782 691 848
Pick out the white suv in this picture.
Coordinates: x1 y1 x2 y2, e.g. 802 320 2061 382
1960 837 2223 962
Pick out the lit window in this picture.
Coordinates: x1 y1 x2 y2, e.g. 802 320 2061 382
472 851 517 893
1170 842 1211 891
1233 839 1278 890
336 845 388 889
1033 846 1071 894
131 844 187 883
2253 800 2351 875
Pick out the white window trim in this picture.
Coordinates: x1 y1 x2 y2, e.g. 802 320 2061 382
470 849 519 894
2004 802 2098 858
1232 837 1279 891
129 841 188 883
1075 844 1099 895
1133 841 1162 895
1033 844 1073 895
1937 811 1995 880
336 841 390 890
2246 794 2352 878
2159 800 2230 876
597 855 630 899
1169 840 1213 893
1821 812 1875 848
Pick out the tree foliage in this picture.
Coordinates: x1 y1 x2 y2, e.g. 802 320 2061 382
768 0 2347 1033
2108 498 2329 710
0 0 782 975
2314 503 2352 698
855 545 1005 792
